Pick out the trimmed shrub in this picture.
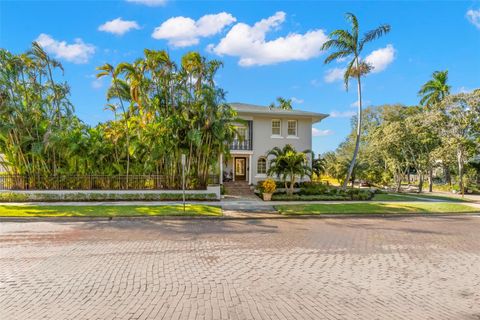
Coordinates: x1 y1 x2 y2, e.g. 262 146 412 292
272 194 347 201
0 192 218 202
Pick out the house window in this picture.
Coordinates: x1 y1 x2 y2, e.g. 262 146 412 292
287 120 297 136
272 119 281 136
235 126 247 140
257 157 267 175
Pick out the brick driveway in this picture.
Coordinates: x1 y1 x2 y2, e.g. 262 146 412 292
1 217 480 320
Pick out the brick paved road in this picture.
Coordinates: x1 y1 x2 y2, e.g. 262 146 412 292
1 217 480 320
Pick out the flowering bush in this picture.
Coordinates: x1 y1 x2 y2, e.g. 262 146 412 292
262 178 277 194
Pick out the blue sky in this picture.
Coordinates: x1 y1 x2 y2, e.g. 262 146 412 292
1 0 479 154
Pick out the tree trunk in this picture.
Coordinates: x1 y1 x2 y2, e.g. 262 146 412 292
444 163 451 185
428 167 433 192
288 174 296 196
395 172 402 193
457 149 464 198
342 72 362 190
418 172 423 193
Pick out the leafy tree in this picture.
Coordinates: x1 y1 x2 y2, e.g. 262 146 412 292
322 13 390 190
267 144 312 195
433 91 480 196
1 45 237 190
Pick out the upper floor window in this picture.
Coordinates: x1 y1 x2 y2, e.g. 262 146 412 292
287 120 297 136
272 119 281 136
257 157 267 175
235 126 247 140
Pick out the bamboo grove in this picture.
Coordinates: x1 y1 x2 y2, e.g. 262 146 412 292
0 43 237 189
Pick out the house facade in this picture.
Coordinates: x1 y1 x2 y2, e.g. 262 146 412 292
220 103 328 185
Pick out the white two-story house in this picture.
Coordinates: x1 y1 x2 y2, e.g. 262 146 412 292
220 103 328 185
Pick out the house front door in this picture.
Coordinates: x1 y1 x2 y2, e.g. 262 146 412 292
235 157 246 181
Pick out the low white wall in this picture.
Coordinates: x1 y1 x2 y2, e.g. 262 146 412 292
3 185 221 200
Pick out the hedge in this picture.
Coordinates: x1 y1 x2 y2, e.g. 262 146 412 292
0 192 218 202
272 189 375 201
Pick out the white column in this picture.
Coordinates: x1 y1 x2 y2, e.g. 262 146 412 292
219 153 223 184
248 154 252 185
232 157 235 182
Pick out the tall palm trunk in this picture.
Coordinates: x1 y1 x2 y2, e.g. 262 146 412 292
342 71 362 190
457 148 464 198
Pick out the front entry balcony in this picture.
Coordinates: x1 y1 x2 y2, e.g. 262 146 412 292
229 120 252 151
230 139 252 151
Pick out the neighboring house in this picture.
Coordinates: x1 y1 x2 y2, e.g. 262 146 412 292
220 103 328 185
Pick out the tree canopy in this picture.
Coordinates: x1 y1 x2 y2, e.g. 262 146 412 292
0 44 238 189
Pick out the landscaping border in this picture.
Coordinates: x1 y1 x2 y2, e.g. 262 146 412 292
0 185 221 202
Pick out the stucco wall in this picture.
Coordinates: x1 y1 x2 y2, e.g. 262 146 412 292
249 115 313 185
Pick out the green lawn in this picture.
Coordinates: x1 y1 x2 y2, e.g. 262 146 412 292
276 202 478 215
372 193 469 202
0 205 222 217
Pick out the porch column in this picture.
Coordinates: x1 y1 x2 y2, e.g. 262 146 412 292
232 157 235 182
248 154 252 185
219 153 223 184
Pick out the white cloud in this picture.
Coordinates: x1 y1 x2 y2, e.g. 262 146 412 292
291 97 304 104
211 11 329 66
152 12 236 47
457 86 473 94
364 44 395 73
35 33 95 64
310 79 322 87
324 67 345 83
350 99 371 108
91 78 103 89
312 128 334 137
466 9 480 29
98 18 140 36
324 45 395 83
126 0 166 6
329 110 356 118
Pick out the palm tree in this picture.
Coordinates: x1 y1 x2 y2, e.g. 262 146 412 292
312 155 326 178
321 13 390 189
418 70 451 190
418 70 451 107
269 97 292 110
267 144 312 195
96 63 131 186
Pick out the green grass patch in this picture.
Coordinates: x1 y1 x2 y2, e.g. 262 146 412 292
276 202 478 215
0 205 222 217
373 193 469 202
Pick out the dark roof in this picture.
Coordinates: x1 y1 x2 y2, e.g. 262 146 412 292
229 102 328 123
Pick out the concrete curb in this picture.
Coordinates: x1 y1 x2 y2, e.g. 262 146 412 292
1 212 479 222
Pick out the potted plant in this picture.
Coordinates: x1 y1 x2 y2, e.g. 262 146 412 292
262 178 276 201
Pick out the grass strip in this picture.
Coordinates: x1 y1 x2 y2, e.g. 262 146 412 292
0 205 222 217
372 193 469 202
276 202 478 215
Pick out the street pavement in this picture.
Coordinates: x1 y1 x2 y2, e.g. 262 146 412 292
1 216 480 319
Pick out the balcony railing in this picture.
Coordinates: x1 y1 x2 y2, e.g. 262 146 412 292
230 120 253 150
230 139 252 150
